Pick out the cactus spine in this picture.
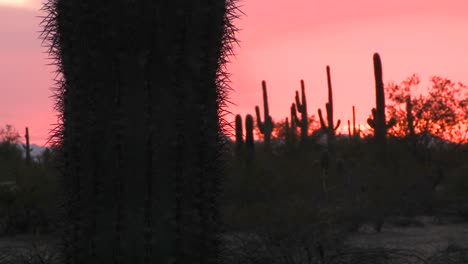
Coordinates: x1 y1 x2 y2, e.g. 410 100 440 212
292 80 308 146
255 80 273 152
367 53 396 156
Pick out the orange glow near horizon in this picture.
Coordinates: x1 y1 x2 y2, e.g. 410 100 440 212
1 1 468 146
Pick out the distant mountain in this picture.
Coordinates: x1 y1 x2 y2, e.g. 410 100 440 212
16 143 48 160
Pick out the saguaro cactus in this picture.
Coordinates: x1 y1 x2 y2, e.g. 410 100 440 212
348 106 360 139
23 127 32 164
245 114 255 164
235 114 243 156
318 66 341 177
367 53 396 155
292 80 308 145
41 1 239 263
255 80 273 151
287 103 298 147
318 66 341 146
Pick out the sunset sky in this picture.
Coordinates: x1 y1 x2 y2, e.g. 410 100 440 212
1 0 468 146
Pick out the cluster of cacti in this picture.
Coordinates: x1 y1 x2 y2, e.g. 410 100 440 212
292 80 309 146
367 53 396 158
255 81 274 152
41 0 239 263
22 127 32 164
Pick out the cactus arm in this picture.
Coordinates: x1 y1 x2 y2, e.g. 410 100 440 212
367 118 375 128
318 108 327 129
291 103 299 125
334 120 341 130
255 105 264 132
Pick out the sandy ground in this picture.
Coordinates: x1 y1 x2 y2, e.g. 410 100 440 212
346 216 468 258
0 216 465 262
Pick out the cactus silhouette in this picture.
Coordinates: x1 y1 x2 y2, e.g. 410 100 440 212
367 53 396 157
235 114 244 156
255 80 273 152
22 127 32 164
245 114 255 151
318 66 341 167
292 80 308 146
318 66 341 137
348 106 360 139
286 103 298 148
40 1 239 263
245 114 255 164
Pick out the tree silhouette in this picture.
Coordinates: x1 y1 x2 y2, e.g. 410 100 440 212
386 74 468 143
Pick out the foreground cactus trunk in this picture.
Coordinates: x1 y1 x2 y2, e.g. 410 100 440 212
41 1 238 263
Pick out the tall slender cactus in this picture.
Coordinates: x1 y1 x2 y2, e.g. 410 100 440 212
318 66 341 162
349 106 360 139
317 66 341 178
40 1 239 263
245 114 254 151
255 80 273 152
367 53 396 159
245 114 254 165
235 114 243 156
23 127 32 164
292 80 308 145
287 103 298 148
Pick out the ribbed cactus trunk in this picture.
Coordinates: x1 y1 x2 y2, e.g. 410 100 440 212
41 1 238 263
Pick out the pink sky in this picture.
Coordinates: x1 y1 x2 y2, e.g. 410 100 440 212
1 0 468 146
